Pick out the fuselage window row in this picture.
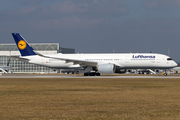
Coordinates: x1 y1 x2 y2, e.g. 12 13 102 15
85 59 120 61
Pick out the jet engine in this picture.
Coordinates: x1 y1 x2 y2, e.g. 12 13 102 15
97 63 116 74
114 66 126 73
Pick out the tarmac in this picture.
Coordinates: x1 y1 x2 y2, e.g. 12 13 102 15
1 74 180 78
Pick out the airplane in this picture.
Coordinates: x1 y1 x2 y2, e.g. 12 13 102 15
11 33 177 76
0 58 11 73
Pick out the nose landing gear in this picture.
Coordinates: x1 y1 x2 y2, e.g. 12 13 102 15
163 70 168 76
164 73 167 76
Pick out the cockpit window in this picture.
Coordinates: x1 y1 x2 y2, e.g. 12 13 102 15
167 58 173 61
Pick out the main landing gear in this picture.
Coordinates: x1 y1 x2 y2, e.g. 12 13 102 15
84 72 101 76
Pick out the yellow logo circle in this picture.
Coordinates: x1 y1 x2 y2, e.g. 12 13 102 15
18 40 27 50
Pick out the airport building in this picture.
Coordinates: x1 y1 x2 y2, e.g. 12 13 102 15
0 43 75 73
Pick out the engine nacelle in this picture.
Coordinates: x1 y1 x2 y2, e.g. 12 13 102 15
115 66 126 73
97 63 116 74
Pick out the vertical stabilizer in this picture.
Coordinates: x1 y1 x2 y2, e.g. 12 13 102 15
12 33 37 56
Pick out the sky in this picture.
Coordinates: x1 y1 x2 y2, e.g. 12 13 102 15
1 0 180 62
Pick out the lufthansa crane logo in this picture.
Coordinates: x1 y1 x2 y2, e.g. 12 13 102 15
18 40 26 50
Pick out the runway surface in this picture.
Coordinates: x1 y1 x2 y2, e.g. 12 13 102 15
1 74 180 78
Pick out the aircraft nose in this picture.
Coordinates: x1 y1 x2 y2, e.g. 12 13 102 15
174 61 178 67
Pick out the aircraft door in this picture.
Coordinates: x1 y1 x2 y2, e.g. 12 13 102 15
125 56 129 63
41 58 45 63
157 56 161 63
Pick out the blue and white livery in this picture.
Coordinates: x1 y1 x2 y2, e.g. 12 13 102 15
11 33 177 76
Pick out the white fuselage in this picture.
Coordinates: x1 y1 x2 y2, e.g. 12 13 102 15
22 53 177 70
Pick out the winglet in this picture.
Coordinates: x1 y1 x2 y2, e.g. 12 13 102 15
12 33 37 56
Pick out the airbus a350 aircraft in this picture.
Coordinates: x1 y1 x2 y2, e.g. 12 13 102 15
12 33 177 76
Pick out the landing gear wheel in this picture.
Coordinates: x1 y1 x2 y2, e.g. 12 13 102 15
84 73 89 76
96 73 101 76
84 72 101 76
89 72 96 76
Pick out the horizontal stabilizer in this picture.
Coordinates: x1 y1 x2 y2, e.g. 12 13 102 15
9 56 30 62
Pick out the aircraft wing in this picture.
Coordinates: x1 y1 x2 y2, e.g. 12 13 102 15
36 52 98 67
61 59 97 66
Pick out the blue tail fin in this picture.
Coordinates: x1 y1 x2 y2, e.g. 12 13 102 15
12 33 37 56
